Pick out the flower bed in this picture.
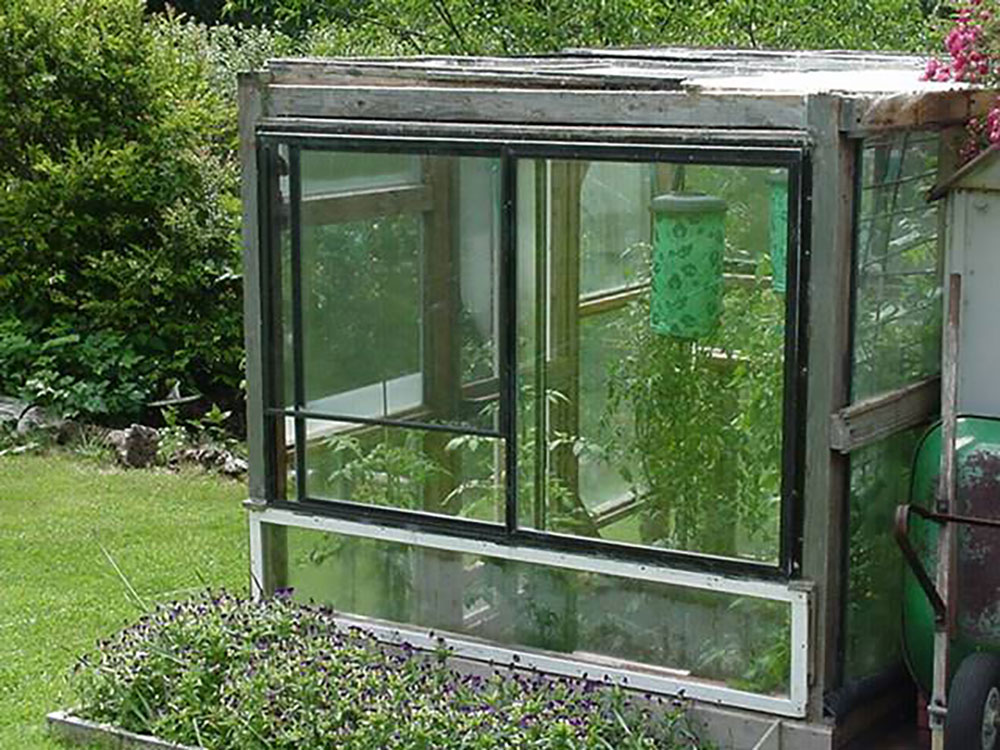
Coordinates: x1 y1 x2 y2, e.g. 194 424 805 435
66 591 706 749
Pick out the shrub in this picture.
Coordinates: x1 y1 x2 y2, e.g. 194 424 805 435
73 591 707 749
0 0 244 420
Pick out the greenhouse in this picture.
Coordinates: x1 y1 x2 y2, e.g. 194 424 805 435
238 49 989 749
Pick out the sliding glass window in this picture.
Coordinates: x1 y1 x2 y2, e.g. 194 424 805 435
517 158 794 564
262 139 805 573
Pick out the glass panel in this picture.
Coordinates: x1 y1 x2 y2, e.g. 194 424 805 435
267 144 294 411
298 151 500 432
578 310 637 517
519 160 788 563
844 427 922 681
281 524 792 696
303 421 505 523
274 419 298 502
579 161 651 295
300 151 421 196
852 132 941 401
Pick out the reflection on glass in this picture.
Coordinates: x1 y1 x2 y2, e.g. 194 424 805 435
518 160 787 563
579 160 651 295
283 423 297 501
300 151 421 196
296 151 501 432
282 524 792 696
852 132 941 400
844 427 921 681
304 421 505 523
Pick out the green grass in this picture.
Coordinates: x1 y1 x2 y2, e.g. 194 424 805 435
0 453 248 749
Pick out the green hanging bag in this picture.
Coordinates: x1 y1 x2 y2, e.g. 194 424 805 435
650 193 727 340
767 170 788 294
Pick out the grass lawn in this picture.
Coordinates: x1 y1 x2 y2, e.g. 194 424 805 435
0 453 248 749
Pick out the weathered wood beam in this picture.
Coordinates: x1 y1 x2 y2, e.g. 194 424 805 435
259 117 812 148
846 88 995 134
801 94 854 720
829 376 940 454
266 85 809 129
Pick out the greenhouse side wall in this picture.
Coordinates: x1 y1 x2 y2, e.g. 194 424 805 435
837 130 943 704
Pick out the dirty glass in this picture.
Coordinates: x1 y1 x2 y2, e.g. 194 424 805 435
296 151 501 433
300 151 421 196
843 427 922 681
517 159 788 563
280 524 792 696
852 132 941 401
303 421 505 523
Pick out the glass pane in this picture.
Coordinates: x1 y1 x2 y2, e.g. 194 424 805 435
297 151 500 433
303 421 505 523
852 132 941 400
281 420 297 501
579 161 651 295
844 427 922 681
519 160 788 563
281 524 792 696
267 144 294 411
300 151 421 196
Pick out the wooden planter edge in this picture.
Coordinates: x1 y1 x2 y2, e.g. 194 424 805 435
46 710 202 750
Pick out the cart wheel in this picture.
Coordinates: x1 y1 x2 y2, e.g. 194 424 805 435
946 652 1000 750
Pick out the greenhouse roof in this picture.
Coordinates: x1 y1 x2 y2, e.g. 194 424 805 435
257 47 983 134
267 48 942 94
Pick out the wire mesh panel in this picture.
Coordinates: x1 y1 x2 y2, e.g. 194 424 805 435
841 130 943 687
852 132 942 401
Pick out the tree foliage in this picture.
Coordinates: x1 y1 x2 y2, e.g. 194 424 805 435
227 0 942 56
0 0 247 419
1 0 946 421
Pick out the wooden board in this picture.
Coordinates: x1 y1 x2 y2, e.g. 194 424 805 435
46 711 200 750
266 84 809 130
829 377 940 453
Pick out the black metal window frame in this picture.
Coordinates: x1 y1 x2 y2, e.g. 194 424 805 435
256 131 811 581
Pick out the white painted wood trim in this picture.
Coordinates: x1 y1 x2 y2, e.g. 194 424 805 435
246 505 811 717
248 513 265 602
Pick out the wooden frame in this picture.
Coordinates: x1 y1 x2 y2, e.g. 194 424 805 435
830 376 940 453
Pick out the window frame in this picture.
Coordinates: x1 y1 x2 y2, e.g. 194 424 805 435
256 131 811 581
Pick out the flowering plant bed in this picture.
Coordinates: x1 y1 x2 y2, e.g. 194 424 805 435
63 591 707 750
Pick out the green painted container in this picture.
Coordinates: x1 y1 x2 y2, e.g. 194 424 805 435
767 170 788 294
650 193 726 340
903 416 1000 693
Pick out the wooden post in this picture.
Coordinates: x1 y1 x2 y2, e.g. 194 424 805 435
548 160 586 519
419 156 463 630
802 94 855 718
240 72 289 596
930 273 961 749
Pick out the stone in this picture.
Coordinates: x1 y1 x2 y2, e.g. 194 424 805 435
170 445 247 478
222 454 248 477
108 424 160 468
0 397 30 428
16 404 73 441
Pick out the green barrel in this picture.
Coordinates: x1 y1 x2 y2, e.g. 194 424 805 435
903 416 1000 693
767 170 788 294
649 193 726 340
